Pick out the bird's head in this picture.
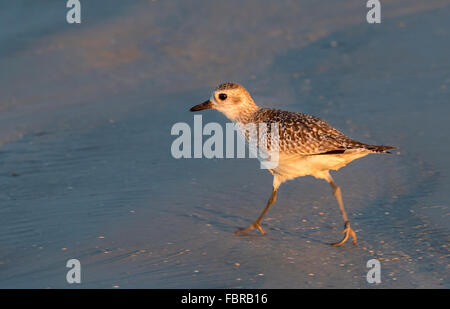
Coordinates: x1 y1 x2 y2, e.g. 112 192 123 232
190 82 259 122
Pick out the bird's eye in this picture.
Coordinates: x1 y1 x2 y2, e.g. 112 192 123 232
218 93 227 101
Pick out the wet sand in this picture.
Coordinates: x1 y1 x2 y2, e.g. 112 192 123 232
0 1 449 288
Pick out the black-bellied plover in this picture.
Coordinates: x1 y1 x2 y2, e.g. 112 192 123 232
190 82 396 246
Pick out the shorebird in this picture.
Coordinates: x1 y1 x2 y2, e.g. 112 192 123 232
190 82 396 246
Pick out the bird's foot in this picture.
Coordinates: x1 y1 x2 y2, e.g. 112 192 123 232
235 222 266 235
331 221 357 247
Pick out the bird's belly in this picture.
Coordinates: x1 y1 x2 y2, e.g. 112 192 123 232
273 152 370 180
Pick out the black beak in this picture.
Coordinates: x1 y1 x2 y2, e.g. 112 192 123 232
190 100 213 112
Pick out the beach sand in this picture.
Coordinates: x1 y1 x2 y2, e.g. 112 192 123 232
0 0 449 288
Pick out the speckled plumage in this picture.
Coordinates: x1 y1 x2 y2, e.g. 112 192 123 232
215 82 241 91
246 108 394 156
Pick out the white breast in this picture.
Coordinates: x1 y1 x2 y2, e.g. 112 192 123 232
273 150 371 181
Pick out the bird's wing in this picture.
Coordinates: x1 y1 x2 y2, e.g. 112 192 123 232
252 109 368 155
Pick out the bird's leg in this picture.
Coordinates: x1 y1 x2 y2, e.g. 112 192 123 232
324 173 357 246
235 187 277 235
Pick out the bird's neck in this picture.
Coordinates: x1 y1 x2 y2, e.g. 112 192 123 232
221 101 260 124
237 103 260 124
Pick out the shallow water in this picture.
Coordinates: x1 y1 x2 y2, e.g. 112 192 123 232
0 1 449 288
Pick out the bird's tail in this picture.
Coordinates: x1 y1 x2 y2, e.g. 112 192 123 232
365 144 398 153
